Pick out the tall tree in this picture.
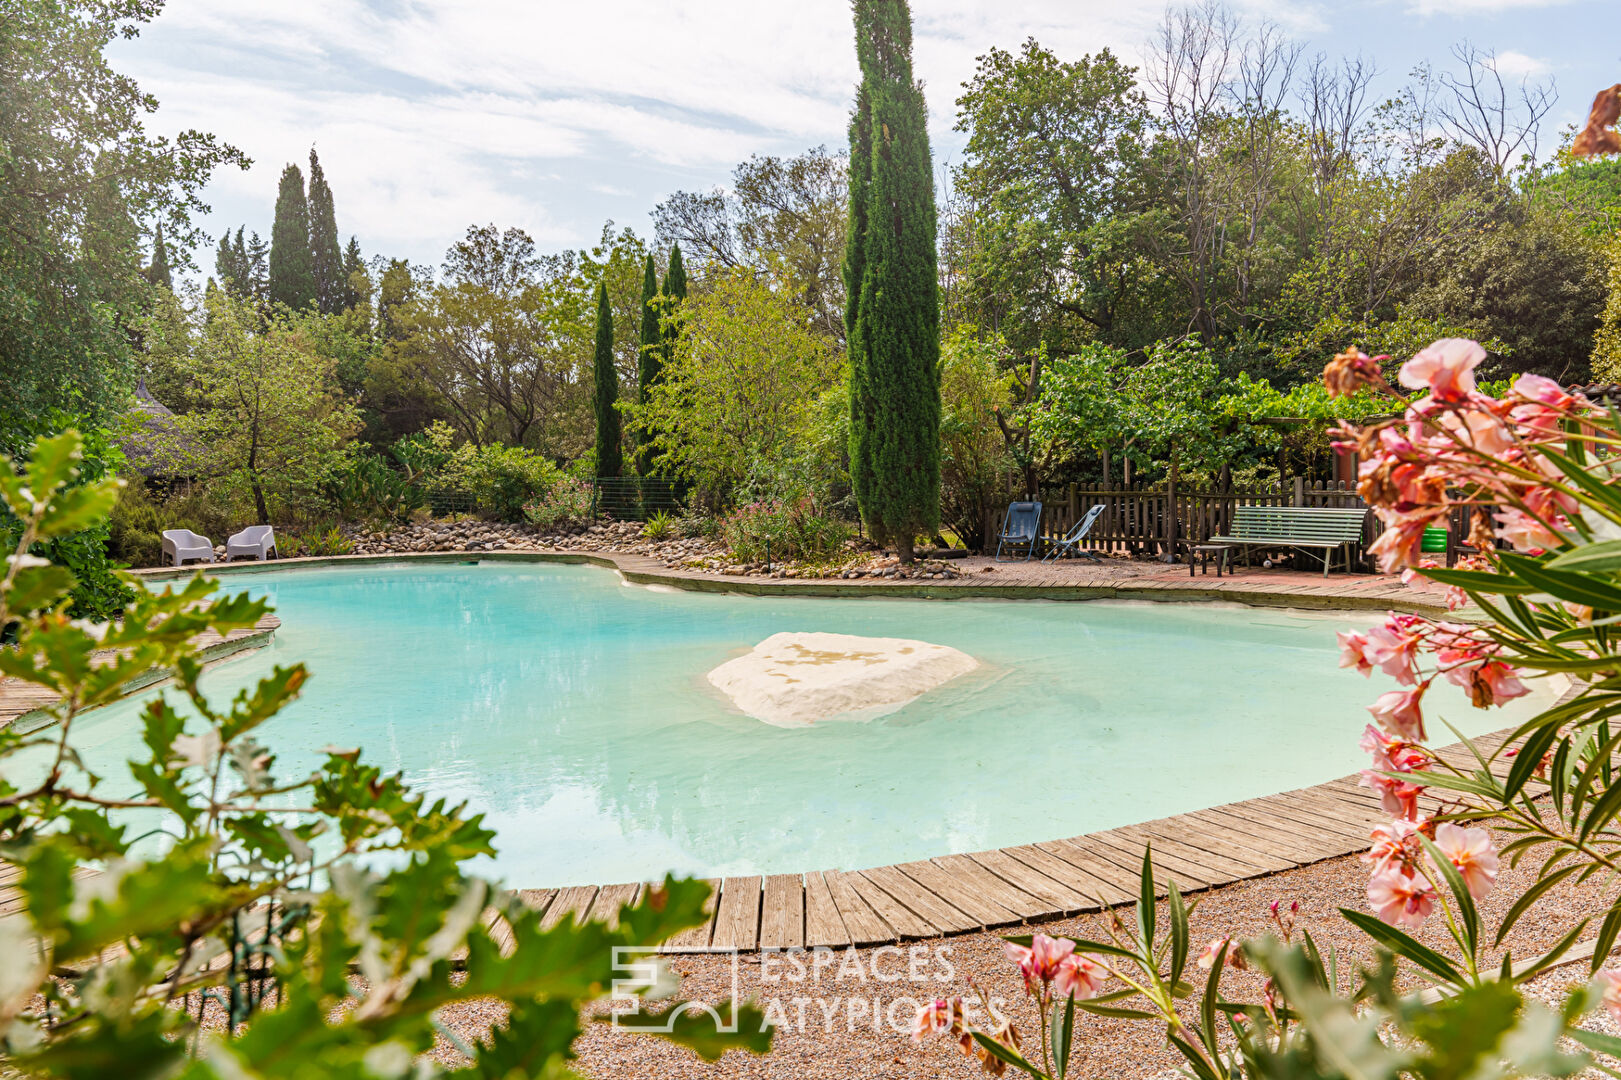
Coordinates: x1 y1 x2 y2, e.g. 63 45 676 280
243 230 270 307
593 282 623 479
341 236 366 314
0 0 245 437
843 0 941 562
146 224 172 289
268 163 316 310
635 254 662 475
660 243 688 365
307 149 345 313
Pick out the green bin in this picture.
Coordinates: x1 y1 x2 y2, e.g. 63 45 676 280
1420 526 1448 554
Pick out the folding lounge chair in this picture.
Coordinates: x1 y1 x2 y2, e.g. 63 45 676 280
161 529 216 567
1041 503 1106 563
995 501 1043 562
225 524 278 562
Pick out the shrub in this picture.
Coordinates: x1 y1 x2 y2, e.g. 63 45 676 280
522 477 593 531
410 422 565 522
0 430 771 1075
280 523 354 557
721 497 851 564
323 451 425 523
642 510 675 540
677 510 720 539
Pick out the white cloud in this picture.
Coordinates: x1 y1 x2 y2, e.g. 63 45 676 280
1404 0 1573 15
1490 49 1550 78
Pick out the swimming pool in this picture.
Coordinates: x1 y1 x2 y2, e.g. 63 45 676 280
21 562 1533 886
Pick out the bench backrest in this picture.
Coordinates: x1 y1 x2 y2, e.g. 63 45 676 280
1226 506 1367 543
1001 501 1042 541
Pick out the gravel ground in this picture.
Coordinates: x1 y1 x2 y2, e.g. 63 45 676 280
416 822 1621 1079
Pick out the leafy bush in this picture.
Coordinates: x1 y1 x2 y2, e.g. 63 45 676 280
642 510 674 540
411 422 566 522
323 451 425 523
677 510 720 539
0 431 771 1075
280 523 354 557
522 477 593 531
722 497 851 564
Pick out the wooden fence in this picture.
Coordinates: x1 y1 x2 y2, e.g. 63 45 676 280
983 479 1390 567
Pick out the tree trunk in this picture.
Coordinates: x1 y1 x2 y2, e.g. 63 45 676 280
897 533 915 564
1101 447 1111 487
1162 443 1179 563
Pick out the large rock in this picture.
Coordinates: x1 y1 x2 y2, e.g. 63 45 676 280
707 631 977 727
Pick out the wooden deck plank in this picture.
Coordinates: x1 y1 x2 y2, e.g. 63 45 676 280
965 849 1099 915
893 859 1025 929
803 872 851 949
711 876 762 952
1074 833 1215 891
1213 800 1371 850
931 854 1054 920
823 871 897 946
1111 822 1295 876
760 875 805 950
662 878 721 951
1034 839 1156 899
1174 810 1324 864
860 865 978 935
839 870 940 940
540 885 598 931
588 883 642 930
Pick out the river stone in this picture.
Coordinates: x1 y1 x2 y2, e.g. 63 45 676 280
707 631 977 727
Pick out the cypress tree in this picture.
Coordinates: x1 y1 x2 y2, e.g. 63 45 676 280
634 254 662 476
843 0 940 563
268 163 316 310
659 243 687 364
244 231 269 307
341 236 366 314
214 232 238 294
307 149 346 314
146 224 172 289
592 282 623 481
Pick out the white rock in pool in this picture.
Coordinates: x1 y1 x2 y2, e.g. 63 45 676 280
707 631 978 728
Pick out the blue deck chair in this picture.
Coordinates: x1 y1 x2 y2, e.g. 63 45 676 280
995 501 1043 561
1041 503 1106 563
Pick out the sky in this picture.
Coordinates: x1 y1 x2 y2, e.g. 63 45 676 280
115 0 1620 276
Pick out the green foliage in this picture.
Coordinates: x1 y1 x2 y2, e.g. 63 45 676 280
279 523 353 557
412 423 569 522
630 270 841 499
636 253 664 475
146 224 172 290
1593 231 1621 382
642 510 675 540
721 496 852 564
268 163 316 311
938 328 1016 550
593 282 624 479
844 0 941 559
322 451 426 523
521 477 593 531
160 290 362 524
306 149 347 316
0 0 246 439
0 430 772 1076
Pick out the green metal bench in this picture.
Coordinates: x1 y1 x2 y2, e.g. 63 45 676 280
1205 506 1369 577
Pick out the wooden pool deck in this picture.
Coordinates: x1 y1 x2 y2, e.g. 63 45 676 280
3 552 1475 949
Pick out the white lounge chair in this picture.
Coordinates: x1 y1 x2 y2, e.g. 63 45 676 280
161 529 216 567
225 525 278 562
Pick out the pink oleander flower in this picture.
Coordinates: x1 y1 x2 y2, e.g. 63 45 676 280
1363 817 1423 872
1512 372 1575 409
1339 630 1374 676
1399 338 1485 403
1439 407 1516 457
1445 659 1529 708
1196 937 1249 971
1430 823 1498 900
1004 934 1074 994
1363 623 1421 685
1359 769 1425 820
1368 507 1448 573
1595 970 1621 1024
912 997 962 1041
1367 865 1437 928
1368 686 1426 742
1052 953 1108 1000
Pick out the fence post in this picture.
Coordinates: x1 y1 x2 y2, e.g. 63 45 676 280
1292 476 1305 507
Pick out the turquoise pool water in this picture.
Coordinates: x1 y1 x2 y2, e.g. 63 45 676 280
14 562 1534 886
